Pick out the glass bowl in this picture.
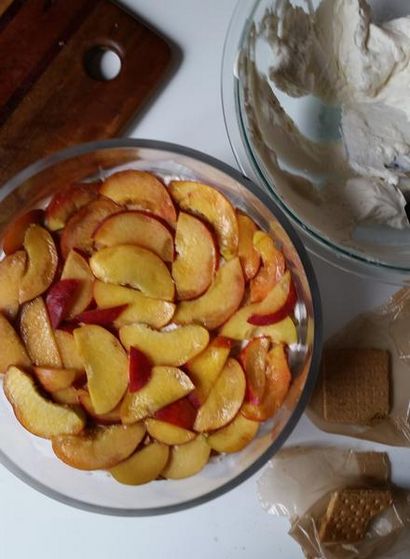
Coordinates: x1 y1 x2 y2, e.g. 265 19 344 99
0 139 321 515
222 0 410 284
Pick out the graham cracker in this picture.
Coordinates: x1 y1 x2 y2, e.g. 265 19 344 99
322 348 390 424
318 488 392 543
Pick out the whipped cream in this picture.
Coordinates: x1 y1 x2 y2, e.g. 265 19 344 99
240 0 410 253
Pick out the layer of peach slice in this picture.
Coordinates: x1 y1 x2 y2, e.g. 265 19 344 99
240 337 269 404
169 180 239 260
154 397 197 429
99 170 177 226
186 336 232 405
4 366 85 438
77 389 121 425
19 224 58 304
2 209 44 255
45 182 99 231
0 251 26 319
237 213 260 280
93 281 175 329
128 347 151 392
90 245 175 301
119 324 209 367
73 305 127 325
54 329 84 370
52 387 80 406
219 270 292 340
52 423 146 470
34 367 77 393
93 211 174 262
61 250 94 319
60 198 120 258
172 212 217 300
20 297 63 367
73 325 128 414
173 257 245 330
194 358 246 432
207 412 259 453
253 318 297 346
162 434 211 480
145 419 196 445
110 441 170 485
250 231 285 303
46 279 80 329
0 313 31 374
120 366 194 424
241 344 291 422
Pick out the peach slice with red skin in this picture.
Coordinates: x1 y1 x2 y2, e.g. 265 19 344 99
20 297 62 368
193 358 246 432
240 337 270 404
99 170 177 226
61 250 94 319
60 198 120 258
2 209 44 255
110 441 170 485
4 366 85 438
73 325 128 414
93 281 175 329
52 423 146 470
45 182 99 231
19 225 58 304
169 180 239 260
34 367 77 393
162 435 211 480
93 210 174 262
237 213 260 280
154 397 197 430
250 231 286 303
248 280 297 325
172 212 217 300
0 250 27 319
45 279 81 328
73 305 128 326
241 344 292 422
173 257 245 330
128 347 152 392
77 389 122 424
145 419 195 445
207 412 259 453
90 244 175 301
0 313 31 374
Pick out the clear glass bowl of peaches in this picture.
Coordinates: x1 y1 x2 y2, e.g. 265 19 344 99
0 139 321 515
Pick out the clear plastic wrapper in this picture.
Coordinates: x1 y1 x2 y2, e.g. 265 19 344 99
257 447 410 558
308 288 410 446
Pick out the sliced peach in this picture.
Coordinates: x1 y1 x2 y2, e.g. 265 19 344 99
128 347 151 392
90 245 174 301
20 297 62 367
194 358 246 432
45 183 99 231
248 280 296 325
93 281 175 328
4 366 85 438
60 198 120 258
52 423 146 470
99 170 177 226
250 231 285 302
54 329 84 370
207 412 259 453
73 305 127 325
94 211 174 262
169 181 239 260
240 337 269 404
241 344 291 421
52 387 80 405
119 324 209 367
173 258 244 329
61 250 94 318
110 441 169 485
145 419 196 445
172 212 217 300
45 279 80 329
73 325 128 414
162 435 210 479
186 336 232 404
120 366 194 424
2 209 44 255
0 251 26 319
34 367 77 392
253 319 297 345
237 213 260 280
77 389 121 424
0 313 30 374
19 225 58 304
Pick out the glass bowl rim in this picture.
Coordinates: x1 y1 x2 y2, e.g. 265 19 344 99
0 138 322 516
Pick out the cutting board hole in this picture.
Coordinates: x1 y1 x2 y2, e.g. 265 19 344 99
84 46 122 81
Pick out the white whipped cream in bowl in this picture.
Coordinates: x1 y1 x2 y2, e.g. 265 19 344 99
222 0 410 283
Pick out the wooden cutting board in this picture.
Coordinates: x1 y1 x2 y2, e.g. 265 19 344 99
0 0 174 185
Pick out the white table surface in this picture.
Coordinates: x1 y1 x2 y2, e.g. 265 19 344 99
1 1 408 558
